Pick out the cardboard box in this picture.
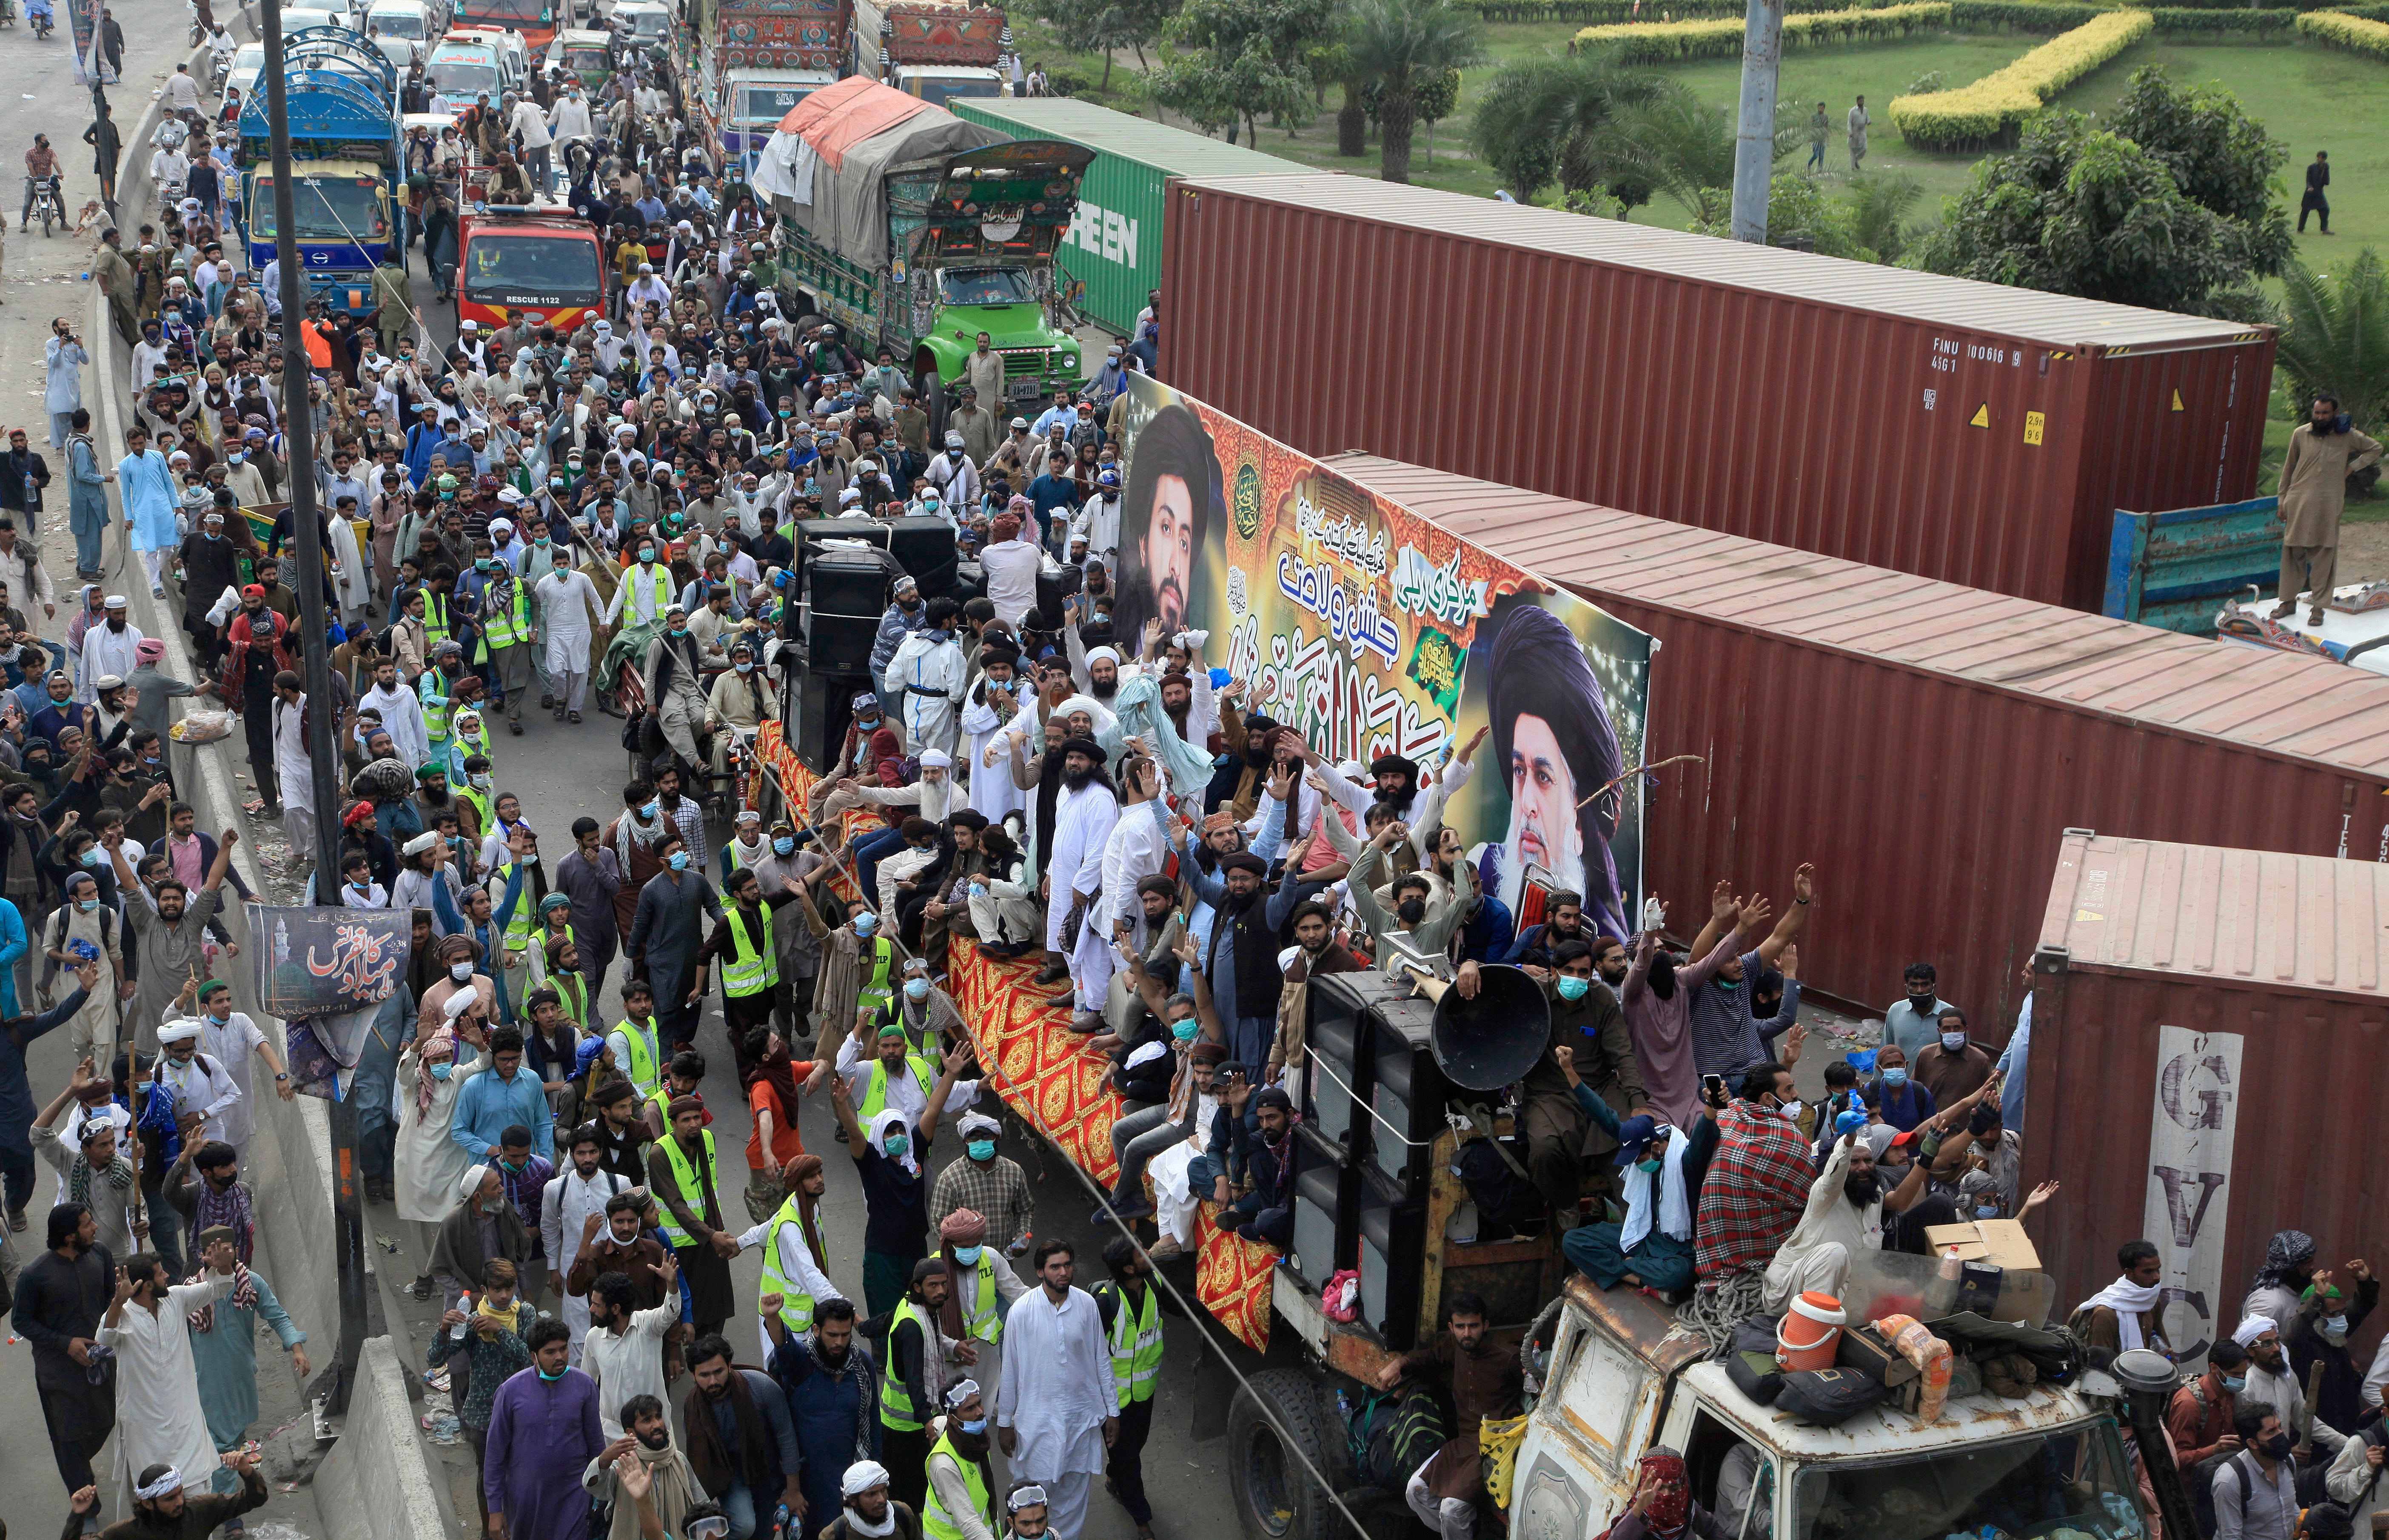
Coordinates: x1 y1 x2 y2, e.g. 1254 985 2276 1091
1923 1219 2042 1271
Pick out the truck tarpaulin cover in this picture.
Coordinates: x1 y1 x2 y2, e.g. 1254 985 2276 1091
751 74 999 267
1112 373 1656 936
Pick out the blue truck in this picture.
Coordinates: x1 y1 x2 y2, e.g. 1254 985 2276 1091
235 28 405 317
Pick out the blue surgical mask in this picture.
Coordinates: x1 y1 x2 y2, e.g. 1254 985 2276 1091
640 801 659 819
854 913 878 935
1556 975 1591 1001
964 1142 994 1164
76 896 98 912
228 452 244 465
429 1061 453 1080
960 1417 986 1435
772 836 795 856
668 852 689 871
2222 1375 2247 1393
735 660 754 673
1881 1068 1907 1088
78 850 101 867
637 548 656 564
1170 1017 1198 1042
519 853 538 868
882 1134 908 1158
904 978 929 1001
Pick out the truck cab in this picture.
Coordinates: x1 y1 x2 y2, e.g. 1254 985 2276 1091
1511 1278 2151 1540
718 68 833 179
891 64 1004 110
235 29 402 317
456 205 608 334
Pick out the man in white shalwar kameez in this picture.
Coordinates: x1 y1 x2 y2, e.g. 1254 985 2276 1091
360 658 430 769
79 599 144 704
534 556 605 719
1043 740 1118 1023
995 1243 1116 1540
540 1123 636 1361
1086 754 1172 1026
271 678 318 873
959 656 1032 824
100 1254 234 1523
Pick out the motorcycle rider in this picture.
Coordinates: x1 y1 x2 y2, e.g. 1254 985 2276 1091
147 125 190 208
207 22 237 91
21 135 59 232
24 0 50 34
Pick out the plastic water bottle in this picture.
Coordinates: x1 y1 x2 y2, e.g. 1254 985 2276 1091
450 1292 471 1341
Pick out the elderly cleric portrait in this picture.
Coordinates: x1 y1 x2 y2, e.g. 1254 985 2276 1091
1112 401 1220 651
1476 596 1628 941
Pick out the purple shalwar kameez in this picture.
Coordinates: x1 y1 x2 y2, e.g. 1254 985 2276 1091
483 1364 606 1540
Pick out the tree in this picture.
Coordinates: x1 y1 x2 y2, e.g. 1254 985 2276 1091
1416 66 1460 166
1340 0 1484 183
1153 0 1340 145
1847 172 1924 264
2106 63 2292 282
1025 0 1175 92
1467 49 1668 205
1916 109 2272 318
1611 85 1802 225
2276 251 2389 433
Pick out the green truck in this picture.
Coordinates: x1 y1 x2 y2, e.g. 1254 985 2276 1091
751 76 1093 413
951 97 1311 338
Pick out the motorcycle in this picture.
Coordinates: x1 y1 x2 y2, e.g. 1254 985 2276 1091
0 0 18 29
25 176 57 237
26 0 51 37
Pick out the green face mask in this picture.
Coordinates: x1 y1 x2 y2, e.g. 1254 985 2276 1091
966 1139 995 1161
882 1134 909 1159
1636 1157 1663 1174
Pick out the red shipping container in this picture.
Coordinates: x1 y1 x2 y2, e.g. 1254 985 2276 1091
2024 832 2389 1363
1161 174 2276 613
1324 452 2389 1029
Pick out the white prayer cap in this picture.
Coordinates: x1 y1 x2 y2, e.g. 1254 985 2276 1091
444 989 476 1021
2234 1315 2278 1346
94 675 126 691
103 594 127 607
156 1018 205 1045
404 830 441 856
917 748 950 769
841 1462 891 1498
460 1163 491 1199
1084 646 1119 669
460 319 479 332
488 517 516 533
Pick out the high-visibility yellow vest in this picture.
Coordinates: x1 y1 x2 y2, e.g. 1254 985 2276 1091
653 1129 715 1248
422 603 451 650
1097 1279 1163 1406
490 860 533 954
458 785 490 839
626 562 671 620
755 1193 819 1338
613 1020 663 1100
722 905 776 998
858 1054 937 1122
921 1429 993 1540
421 667 459 742
953 1246 1004 1345
881 1297 933 1431
855 935 896 1015
483 578 532 648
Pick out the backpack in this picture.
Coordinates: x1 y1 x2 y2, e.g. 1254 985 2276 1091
1344 1386 1445 1494
1773 1367 1887 1427
1452 1134 1540 1242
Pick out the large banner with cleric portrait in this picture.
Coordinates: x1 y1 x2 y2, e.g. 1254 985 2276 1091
1109 374 1655 939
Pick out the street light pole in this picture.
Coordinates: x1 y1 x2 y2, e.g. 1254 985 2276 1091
257 0 370 1415
1730 0 1785 244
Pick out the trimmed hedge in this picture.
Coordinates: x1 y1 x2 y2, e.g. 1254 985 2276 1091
2297 9 2389 53
1950 1 2105 31
1468 0 1911 17
1575 1 1951 60
1887 6 2150 148
2148 6 2301 31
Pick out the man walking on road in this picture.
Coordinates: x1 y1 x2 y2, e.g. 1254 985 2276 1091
1808 102 1828 174
83 105 120 211
2301 151 2332 235
1847 96 1869 174
2274 393 2381 626
994 1239 1115 1540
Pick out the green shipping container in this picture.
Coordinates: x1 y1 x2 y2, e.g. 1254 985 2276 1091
949 98 1311 338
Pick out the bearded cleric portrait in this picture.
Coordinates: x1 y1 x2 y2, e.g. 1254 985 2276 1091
1478 596 1629 941
1112 400 1220 648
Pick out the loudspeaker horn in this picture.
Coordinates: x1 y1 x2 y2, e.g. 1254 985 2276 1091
1406 965 1550 1091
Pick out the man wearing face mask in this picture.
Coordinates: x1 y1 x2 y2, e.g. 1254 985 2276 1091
2284 1261 2378 1434
642 602 712 781
1090 1237 1163 1540
44 869 126 1065
111 830 234 1055
628 827 723 1052
1884 960 1959 1060
1506 938 1647 1230
1690 1060 1813 1292
604 536 677 630
696 866 811 1069
1763 1120 1941 1311
535 545 604 724
924 1378 1002 1540
2167 1335 2250 1475
1913 1004 1993 1109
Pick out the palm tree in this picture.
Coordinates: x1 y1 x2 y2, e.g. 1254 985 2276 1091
1468 49 1669 205
1848 172 1925 263
1613 85 1807 223
1342 0 1485 183
2276 250 2389 431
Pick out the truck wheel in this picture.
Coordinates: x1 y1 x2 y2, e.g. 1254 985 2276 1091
919 369 946 442
1228 1367 1347 1540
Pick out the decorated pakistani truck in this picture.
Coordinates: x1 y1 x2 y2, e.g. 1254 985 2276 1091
750 73 1090 413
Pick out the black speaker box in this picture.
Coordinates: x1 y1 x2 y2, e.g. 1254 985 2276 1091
1286 1121 1353 1294
795 669 871 774
1302 975 1371 1160
1308 972 1449 1194
1355 1164 1433 1350
806 550 889 676
790 516 960 600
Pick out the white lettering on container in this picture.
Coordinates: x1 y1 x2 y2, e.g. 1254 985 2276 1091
2145 1025 2241 1370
